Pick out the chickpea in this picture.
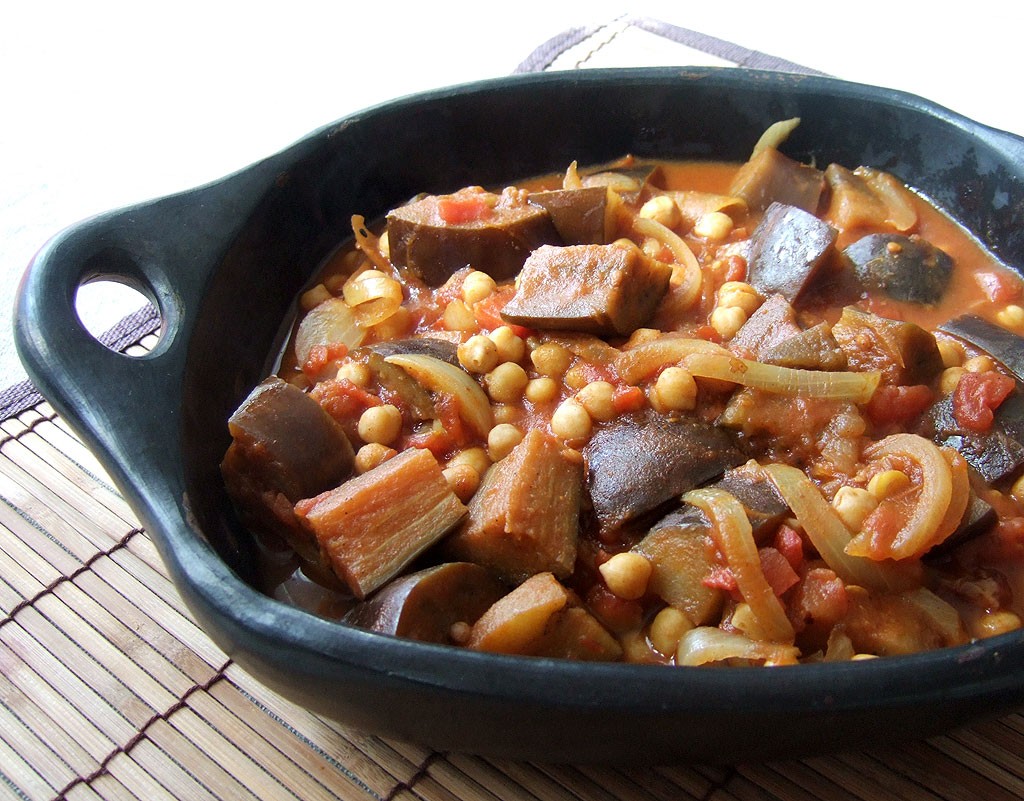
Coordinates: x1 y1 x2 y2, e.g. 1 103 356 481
964 354 996 373
710 305 747 339
638 195 681 228
692 210 734 240
1011 472 1024 505
488 325 526 363
649 607 693 657
936 339 965 369
357 404 403 445
485 361 529 404
487 423 524 462
577 381 617 422
525 376 560 404
530 342 573 377
563 364 591 391
461 270 497 304
354 442 396 474
651 367 697 413
551 398 592 441
716 281 761 315
443 463 480 502
458 334 500 374
939 366 966 394
599 552 653 600
443 299 477 331
491 403 522 425
832 485 879 531
300 283 332 311
448 446 491 477
336 360 371 387
997 304 1024 332
867 469 911 500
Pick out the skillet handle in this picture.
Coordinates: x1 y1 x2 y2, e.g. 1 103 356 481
13 159 283 497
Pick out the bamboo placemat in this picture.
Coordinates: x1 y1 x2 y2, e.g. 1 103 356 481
7 15 1024 801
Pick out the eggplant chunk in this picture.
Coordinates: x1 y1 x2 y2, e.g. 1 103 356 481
940 314 1024 383
295 447 467 599
528 186 611 244
221 376 355 563
387 187 559 285
366 337 459 366
584 410 744 535
344 562 507 644
843 233 952 304
831 306 943 385
445 429 582 583
500 242 672 336
746 202 838 303
918 393 1024 484
467 572 622 660
729 148 825 213
760 322 847 371
728 293 802 361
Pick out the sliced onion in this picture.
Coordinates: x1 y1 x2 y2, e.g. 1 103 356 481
342 269 404 327
583 171 642 193
683 488 795 644
750 117 801 159
294 297 366 367
902 587 967 646
383 354 493 438
846 434 967 561
562 160 583 190
632 216 701 275
616 336 728 385
677 626 800 666
855 167 918 232
350 215 395 275
682 352 881 403
761 463 920 592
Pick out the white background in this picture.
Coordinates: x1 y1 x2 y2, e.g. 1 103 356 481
4 0 1022 387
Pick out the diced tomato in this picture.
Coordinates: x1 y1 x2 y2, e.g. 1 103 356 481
437 193 493 224
694 325 723 343
773 525 804 572
612 385 645 414
302 342 349 378
759 547 801 597
310 377 380 422
952 370 1016 433
473 289 531 337
585 584 644 633
975 270 1023 303
721 254 748 283
865 384 934 426
787 567 848 633
703 566 740 599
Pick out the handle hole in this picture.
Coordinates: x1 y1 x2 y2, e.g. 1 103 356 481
75 277 163 355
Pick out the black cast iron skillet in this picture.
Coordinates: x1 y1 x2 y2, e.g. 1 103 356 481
15 67 1024 764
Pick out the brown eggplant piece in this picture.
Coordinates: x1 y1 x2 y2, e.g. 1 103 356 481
940 314 1024 383
295 447 467 599
760 322 848 371
445 429 582 584
917 392 1024 484
746 202 838 304
583 162 664 203
366 337 459 366
728 148 825 213
831 306 943 385
842 233 953 305
528 186 611 244
221 377 355 563
344 562 507 644
584 409 745 535
728 293 802 361
349 347 435 420
500 242 672 337
927 489 997 555
467 572 622 660
386 189 559 285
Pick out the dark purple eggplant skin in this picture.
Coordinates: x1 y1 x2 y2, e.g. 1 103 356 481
941 314 1024 383
843 233 953 304
345 562 507 644
366 337 459 365
746 202 838 303
584 410 744 534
